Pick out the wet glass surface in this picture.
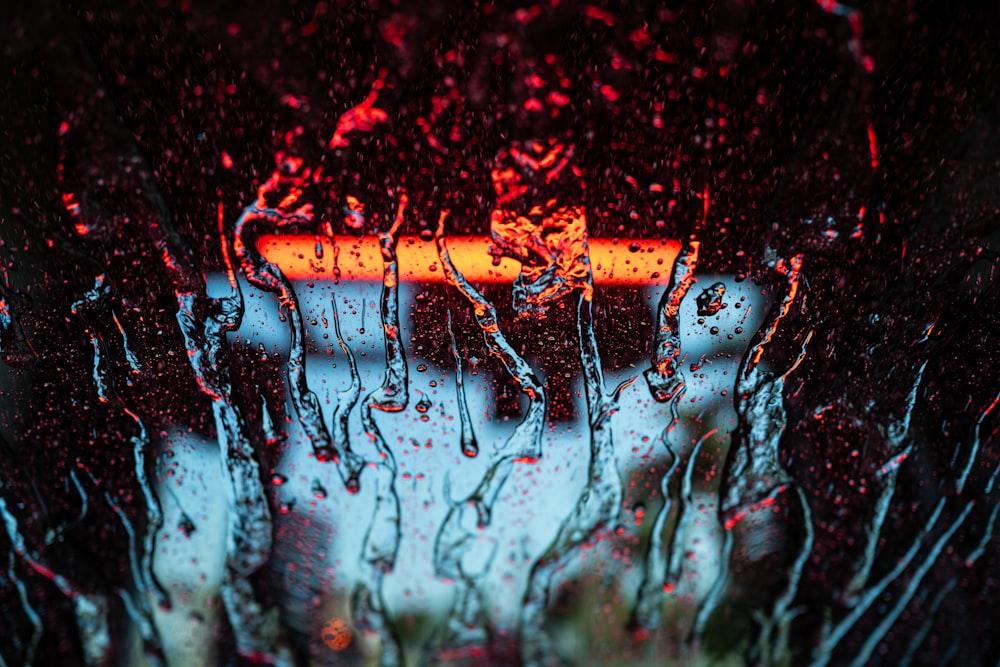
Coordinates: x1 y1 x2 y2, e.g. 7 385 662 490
2 1 1000 665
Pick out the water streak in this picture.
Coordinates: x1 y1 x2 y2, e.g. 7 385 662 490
699 256 808 645
0 252 36 368
644 241 700 403
435 211 546 460
720 256 805 521
56 83 289 660
750 485 815 666
70 277 168 663
808 497 949 667
350 193 409 665
0 490 111 667
447 309 478 458
888 418 1000 666
846 501 974 667
898 579 957 667
330 296 361 470
233 156 365 488
665 429 717 585
841 364 925 604
957 388 1000 493
629 421 680 633
520 289 635 666
168 209 292 664
630 240 702 633
429 211 547 660
5 550 41 666
964 460 1000 565
96 485 164 665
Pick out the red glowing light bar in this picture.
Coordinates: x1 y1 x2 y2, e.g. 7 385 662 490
258 235 680 285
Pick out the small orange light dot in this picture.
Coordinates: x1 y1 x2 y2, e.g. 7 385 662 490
321 618 351 651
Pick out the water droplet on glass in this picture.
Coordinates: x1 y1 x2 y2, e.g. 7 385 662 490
696 282 726 316
178 515 196 537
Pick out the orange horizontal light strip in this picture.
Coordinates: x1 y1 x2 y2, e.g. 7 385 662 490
257 235 680 285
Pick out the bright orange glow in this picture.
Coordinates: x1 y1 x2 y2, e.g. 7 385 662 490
320 618 351 650
258 235 680 285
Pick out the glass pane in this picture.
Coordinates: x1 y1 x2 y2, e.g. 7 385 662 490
1 2 998 666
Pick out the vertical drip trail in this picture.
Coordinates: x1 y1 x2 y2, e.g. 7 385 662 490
87 476 164 666
69 277 167 663
350 194 408 666
351 460 403 666
210 398 291 667
232 161 365 488
846 502 974 667
692 528 733 641
897 579 958 667
807 497 949 667
629 418 680 633
111 312 143 375
644 241 699 403
665 429 717 584
447 309 478 458
435 211 547 461
750 484 815 666
428 212 547 661
169 210 292 665
330 297 361 477
899 461 1000 665
5 549 41 666
366 193 410 412
696 256 809 645
519 291 636 667
0 252 36 367
0 489 111 667
830 390 1000 665
57 88 290 659
956 387 1000 493
631 240 699 633
719 256 805 522
427 475 497 663
841 362 926 604
56 85 291 658
333 297 402 662
964 459 1000 566
122 405 165 613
